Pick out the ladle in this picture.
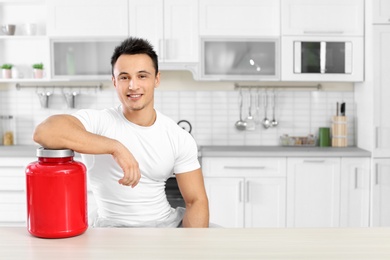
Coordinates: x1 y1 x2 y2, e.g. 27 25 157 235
245 88 255 130
271 90 278 127
235 87 247 131
262 91 271 129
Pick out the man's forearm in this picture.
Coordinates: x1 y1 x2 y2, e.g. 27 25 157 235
33 114 118 155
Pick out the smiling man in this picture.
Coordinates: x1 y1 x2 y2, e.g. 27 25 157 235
33 37 209 228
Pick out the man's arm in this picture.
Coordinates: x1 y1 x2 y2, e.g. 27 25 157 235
33 114 140 187
176 168 209 227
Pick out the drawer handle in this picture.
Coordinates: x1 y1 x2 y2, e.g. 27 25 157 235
302 160 325 164
224 166 266 170
303 30 344 34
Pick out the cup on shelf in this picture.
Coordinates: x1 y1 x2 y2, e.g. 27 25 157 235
24 23 37 36
1 24 16 35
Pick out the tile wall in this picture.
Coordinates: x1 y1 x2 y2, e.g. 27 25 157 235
0 83 355 147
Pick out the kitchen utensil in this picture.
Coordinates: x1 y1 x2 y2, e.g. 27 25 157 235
271 90 278 127
262 92 271 129
254 88 261 125
319 127 331 147
64 91 79 109
177 119 192 134
26 147 88 238
1 24 16 35
37 91 52 108
340 102 346 116
245 88 255 131
235 87 247 131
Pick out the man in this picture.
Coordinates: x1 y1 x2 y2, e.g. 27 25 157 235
33 37 209 228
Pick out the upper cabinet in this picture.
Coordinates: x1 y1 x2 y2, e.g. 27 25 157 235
281 0 364 36
47 0 128 37
129 0 199 63
373 0 390 24
199 0 280 36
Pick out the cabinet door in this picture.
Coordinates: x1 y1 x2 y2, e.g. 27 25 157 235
372 159 390 227
47 0 128 36
163 0 198 62
287 158 341 227
340 158 370 227
373 0 390 24
204 177 244 228
281 0 364 36
245 178 286 228
128 0 163 58
199 0 280 36
373 26 390 157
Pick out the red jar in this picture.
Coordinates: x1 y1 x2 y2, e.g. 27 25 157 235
26 147 88 238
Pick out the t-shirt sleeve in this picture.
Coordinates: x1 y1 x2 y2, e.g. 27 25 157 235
173 131 200 174
73 109 109 135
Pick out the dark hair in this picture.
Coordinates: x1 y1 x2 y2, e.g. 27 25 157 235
111 37 159 76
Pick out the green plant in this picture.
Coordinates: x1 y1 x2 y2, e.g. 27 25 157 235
32 63 44 70
1 64 13 70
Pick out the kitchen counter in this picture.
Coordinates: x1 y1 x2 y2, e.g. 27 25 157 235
1 227 389 259
0 145 371 158
200 145 371 157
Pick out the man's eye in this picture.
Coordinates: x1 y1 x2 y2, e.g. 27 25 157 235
139 74 147 79
119 76 129 81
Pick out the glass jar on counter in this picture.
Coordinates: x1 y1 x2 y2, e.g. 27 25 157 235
0 115 15 146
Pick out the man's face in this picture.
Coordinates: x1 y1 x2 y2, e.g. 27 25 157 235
112 54 160 113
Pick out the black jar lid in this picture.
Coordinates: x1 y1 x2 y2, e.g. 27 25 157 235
37 147 74 158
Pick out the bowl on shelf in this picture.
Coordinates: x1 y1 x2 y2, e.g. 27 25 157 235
1 24 16 35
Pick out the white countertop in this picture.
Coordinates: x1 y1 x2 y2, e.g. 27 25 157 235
1 227 390 259
0 145 371 158
200 145 371 157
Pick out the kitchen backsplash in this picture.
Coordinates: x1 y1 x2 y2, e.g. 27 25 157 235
0 83 355 147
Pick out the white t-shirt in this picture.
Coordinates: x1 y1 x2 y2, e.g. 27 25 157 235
73 105 200 227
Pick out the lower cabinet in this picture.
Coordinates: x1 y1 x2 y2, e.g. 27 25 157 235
202 157 287 228
286 157 370 228
0 157 97 227
371 158 390 226
287 158 341 228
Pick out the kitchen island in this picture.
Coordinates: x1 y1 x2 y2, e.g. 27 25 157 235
1 227 389 259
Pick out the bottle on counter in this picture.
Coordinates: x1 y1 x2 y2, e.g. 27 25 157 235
0 115 15 146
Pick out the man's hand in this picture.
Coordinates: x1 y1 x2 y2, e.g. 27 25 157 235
112 143 141 188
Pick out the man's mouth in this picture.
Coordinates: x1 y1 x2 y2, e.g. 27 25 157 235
127 94 142 98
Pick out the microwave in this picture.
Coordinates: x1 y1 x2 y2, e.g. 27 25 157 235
281 36 364 82
199 38 280 81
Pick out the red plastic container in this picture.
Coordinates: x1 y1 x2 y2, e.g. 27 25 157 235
26 147 88 238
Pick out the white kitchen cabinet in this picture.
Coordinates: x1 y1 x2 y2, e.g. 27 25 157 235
202 157 286 228
0 1 50 82
199 0 280 36
373 26 390 157
373 0 390 24
47 0 128 37
281 0 364 36
0 157 96 227
287 158 341 227
371 159 390 227
340 158 370 227
129 0 199 63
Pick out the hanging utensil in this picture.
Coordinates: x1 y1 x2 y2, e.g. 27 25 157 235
254 88 261 125
262 91 271 129
235 87 247 131
245 88 255 131
271 90 278 127
64 91 79 109
37 91 52 109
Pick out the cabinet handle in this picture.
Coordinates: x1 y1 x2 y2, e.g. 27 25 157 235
224 166 266 170
239 181 243 202
245 181 250 203
376 164 380 186
302 160 325 163
159 39 164 60
303 30 344 34
354 168 358 189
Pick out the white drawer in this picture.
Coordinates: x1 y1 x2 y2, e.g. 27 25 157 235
202 157 286 177
0 167 25 191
